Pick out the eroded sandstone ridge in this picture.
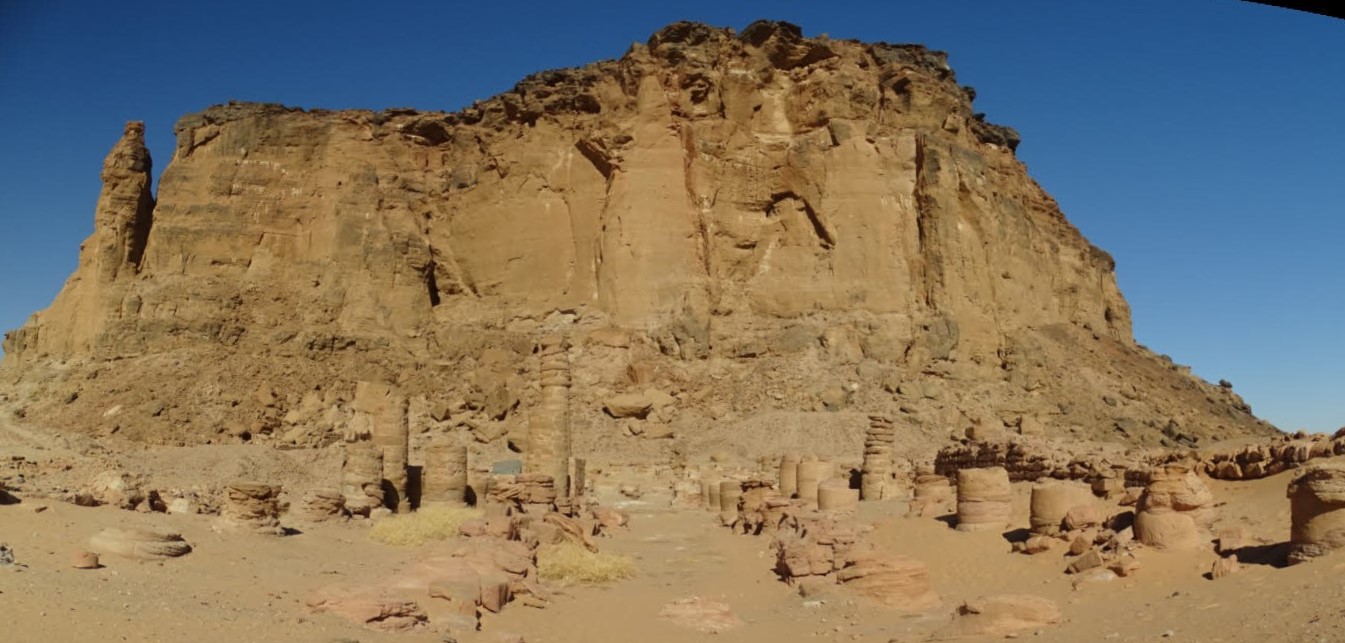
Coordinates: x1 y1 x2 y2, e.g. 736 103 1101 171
2 21 1273 456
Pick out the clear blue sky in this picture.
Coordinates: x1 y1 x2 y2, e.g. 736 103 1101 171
1 1 1341 430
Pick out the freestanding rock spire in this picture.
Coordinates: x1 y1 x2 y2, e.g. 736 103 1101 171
93 121 155 282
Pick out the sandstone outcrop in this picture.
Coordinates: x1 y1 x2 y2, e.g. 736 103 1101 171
305 588 427 631
836 544 939 610
0 20 1274 463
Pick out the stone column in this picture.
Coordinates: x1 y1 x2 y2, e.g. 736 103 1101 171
797 456 825 505
1134 464 1215 550
214 482 284 535
1287 463 1345 565
360 381 410 513
421 439 469 508
301 489 347 522
778 453 800 498
1029 482 1094 536
526 335 571 496
862 415 897 500
818 479 859 513
719 480 744 525
956 467 1011 532
341 441 384 516
703 474 723 512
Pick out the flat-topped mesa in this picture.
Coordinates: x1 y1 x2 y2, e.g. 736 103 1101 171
1 20 1274 451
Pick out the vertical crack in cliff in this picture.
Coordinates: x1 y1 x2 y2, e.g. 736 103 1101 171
126 190 155 273
678 123 716 290
424 257 442 306
798 197 835 250
913 135 943 310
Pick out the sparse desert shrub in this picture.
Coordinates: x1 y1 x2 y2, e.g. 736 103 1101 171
537 542 637 584
369 506 482 547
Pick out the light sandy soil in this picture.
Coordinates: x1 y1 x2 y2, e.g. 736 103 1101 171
4 412 1345 643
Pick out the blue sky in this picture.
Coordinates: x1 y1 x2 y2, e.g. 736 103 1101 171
0 1 1341 430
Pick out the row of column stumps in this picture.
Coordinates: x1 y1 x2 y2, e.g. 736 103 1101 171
526 335 572 498
338 332 580 516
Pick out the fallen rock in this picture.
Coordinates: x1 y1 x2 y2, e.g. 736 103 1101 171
1063 503 1104 531
1022 535 1057 555
71 550 100 569
1108 556 1140 577
603 393 653 419
89 528 191 560
1067 549 1104 574
1211 555 1241 579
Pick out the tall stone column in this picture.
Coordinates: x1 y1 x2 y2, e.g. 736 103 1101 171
359 381 410 513
341 441 384 516
526 335 571 495
861 415 896 500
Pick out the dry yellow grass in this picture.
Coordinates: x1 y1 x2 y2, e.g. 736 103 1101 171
368 506 482 547
537 542 637 584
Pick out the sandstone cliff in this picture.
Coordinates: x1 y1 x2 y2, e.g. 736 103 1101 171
2 21 1274 456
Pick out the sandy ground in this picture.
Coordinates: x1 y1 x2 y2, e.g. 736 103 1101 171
5 410 1345 643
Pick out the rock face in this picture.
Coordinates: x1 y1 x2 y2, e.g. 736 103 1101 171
1 20 1274 456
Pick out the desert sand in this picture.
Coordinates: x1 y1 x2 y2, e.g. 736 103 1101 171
5 400 1345 643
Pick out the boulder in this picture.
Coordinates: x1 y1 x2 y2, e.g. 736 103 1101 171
603 393 653 419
